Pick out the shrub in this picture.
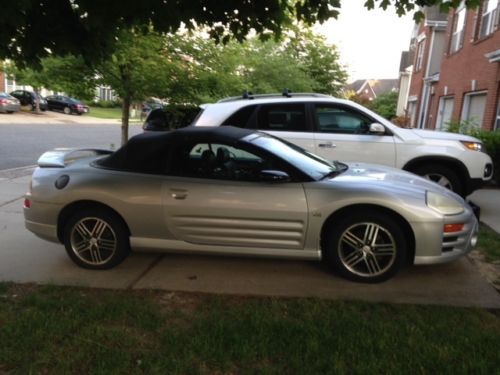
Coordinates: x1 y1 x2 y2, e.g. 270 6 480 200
474 131 500 186
92 99 122 108
391 115 410 128
371 91 398 120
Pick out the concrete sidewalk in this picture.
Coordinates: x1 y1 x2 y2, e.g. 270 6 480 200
1 168 499 308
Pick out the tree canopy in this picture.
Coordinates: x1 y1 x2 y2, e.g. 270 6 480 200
6 25 347 143
0 0 480 66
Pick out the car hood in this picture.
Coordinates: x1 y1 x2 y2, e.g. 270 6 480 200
402 128 480 142
328 162 462 200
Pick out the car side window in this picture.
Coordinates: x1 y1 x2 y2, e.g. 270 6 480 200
171 142 279 182
257 104 307 132
315 105 373 134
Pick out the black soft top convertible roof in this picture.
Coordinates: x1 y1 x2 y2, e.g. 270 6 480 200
98 126 255 170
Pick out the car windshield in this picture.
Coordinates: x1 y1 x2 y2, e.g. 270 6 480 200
248 134 337 180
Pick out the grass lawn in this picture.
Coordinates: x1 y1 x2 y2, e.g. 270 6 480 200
87 106 123 120
87 106 143 122
1 226 499 373
477 223 500 263
0 282 499 374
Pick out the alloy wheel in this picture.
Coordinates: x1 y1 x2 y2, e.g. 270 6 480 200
338 222 397 278
422 173 453 190
70 217 117 266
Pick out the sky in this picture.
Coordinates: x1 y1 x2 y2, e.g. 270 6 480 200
315 0 416 83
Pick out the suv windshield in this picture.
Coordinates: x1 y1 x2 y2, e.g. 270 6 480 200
247 134 337 181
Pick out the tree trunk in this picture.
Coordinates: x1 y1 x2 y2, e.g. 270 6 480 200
121 95 131 146
33 88 41 113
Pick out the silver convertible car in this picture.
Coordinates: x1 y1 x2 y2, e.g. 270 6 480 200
24 126 478 283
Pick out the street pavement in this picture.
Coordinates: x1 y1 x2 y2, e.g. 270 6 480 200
1 166 499 308
0 110 142 170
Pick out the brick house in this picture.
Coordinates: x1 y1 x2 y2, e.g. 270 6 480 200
406 1 500 131
0 71 5 92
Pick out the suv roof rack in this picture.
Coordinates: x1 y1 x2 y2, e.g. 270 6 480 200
217 89 333 103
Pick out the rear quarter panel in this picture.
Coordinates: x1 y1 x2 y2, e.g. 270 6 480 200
28 164 169 241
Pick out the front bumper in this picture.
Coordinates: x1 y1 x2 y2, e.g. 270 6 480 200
413 211 478 265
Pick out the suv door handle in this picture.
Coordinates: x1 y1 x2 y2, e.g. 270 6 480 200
318 142 336 148
170 189 188 200
172 193 187 200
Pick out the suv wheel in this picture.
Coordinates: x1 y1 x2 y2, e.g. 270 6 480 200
413 165 463 196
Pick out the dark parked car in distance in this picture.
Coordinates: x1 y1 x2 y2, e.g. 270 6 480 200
9 90 48 111
45 95 89 115
0 92 21 113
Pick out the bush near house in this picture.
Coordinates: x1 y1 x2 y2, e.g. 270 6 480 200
476 131 500 186
92 99 122 108
370 91 398 120
446 120 500 186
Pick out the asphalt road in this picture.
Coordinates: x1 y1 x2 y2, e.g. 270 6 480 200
0 122 142 170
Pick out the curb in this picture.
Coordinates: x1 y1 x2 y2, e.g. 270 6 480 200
0 166 36 179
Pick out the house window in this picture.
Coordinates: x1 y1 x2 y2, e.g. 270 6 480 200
407 100 417 128
450 2 466 53
437 96 454 130
461 92 487 127
415 39 426 71
98 87 115 101
479 0 500 38
495 97 500 131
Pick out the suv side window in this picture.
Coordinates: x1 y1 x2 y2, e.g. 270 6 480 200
314 104 373 134
257 104 307 131
221 105 257 128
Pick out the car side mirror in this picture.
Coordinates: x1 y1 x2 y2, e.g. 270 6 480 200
259 170 291 183
369 123 386 135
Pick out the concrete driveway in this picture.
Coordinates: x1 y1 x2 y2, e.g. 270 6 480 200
0 108 120 124
1 168 500 308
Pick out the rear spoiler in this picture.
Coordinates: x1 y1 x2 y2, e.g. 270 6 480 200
37 148 113 168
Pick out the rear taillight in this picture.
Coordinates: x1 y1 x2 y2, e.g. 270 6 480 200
0 99 7 104
23 198 31 209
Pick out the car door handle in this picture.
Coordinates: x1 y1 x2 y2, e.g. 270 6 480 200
318 142 336 148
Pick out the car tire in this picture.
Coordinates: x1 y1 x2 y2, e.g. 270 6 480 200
63 106 71 115
63 208 130 269
412 165 463 196
323 211 407 283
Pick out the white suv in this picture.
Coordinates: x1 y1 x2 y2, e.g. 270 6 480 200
190 93 493 197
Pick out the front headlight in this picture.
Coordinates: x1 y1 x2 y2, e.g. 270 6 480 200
460 141 483 152
426 191 464 215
